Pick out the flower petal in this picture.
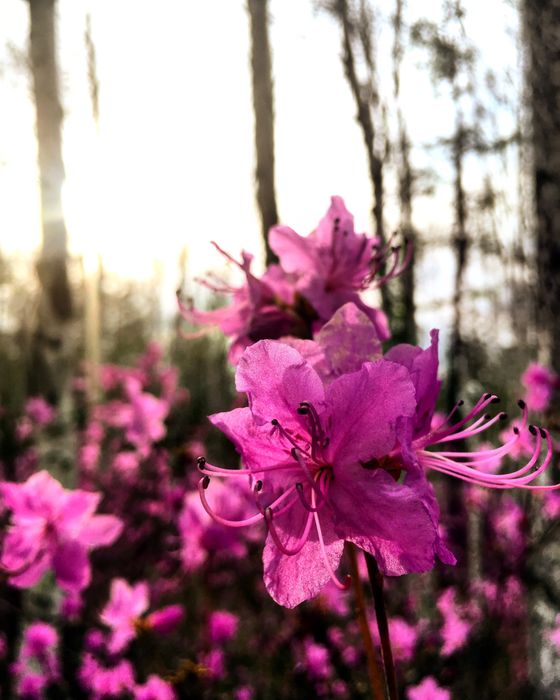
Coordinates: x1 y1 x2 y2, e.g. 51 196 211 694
53 540 91 591
330 467 440 575
263 503 344 608
236 340 325 426
326 359 416 465
385 329 440 438
79 515 123 547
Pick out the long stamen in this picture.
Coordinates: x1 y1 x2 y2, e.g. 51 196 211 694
428 393 499 444
295 483 320 512
198 477 297 527
197 456 301 478
264 507 314 556
311 486 350 590
418 426 555 490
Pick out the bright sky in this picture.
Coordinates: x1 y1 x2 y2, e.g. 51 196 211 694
0 0 520 338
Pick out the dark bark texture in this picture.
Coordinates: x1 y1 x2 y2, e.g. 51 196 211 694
248 0 278 265
27 0 73 404
523 1 560 695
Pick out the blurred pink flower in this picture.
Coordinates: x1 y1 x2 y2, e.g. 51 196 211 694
437 588 473 656
147 604 184 635
521 362 559 413
407 676 451 700
0 471 122 591
79 655 135 699
135 675 177 700
208 610 239 644
302 638 332 680
270 196 398 339
25 397 55 426
100 578 149 654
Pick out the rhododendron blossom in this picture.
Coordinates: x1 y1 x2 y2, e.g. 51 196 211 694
199 339 453 607
270 195 405 337
521 361 559 412
100 578 184 653
178 244 301 363
0 471 123 590
197 304 556 607
179 197 408 363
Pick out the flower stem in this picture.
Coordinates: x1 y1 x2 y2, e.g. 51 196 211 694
346 543 386 700
364 551 398 700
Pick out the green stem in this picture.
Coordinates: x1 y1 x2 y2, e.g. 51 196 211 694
347 544 387 700
364 551 398 700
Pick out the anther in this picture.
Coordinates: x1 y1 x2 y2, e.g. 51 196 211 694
271 419 279 426
291 447 299 459
297 406 309 415
484 414 491 420
457 399 464 406
499 412 508 421
513 427 520 435
265 507 274 520
483 393 491 400
491 396 500 404
255 480 263 492
202 476 210 490
517 399 526 410
196 456 206 467
539 427 547 439
528 425 537 436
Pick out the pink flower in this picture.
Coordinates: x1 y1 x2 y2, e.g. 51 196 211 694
208 610 239 643
146 604 184 634
0 471 123 591
179 480 254 571
548 614 560 650
407 676 451 700
378 617 419 663
25 397 55 426
521 362 559 412
270 196 404 338
437 588 474 656
200 339 452 607
14 623 60 697
100 578 150 654
302 638 332 680
135 675 177 700
200 648 225 680
179 244 300 364
79 655 135 699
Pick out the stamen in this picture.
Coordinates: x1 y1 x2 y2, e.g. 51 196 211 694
264 507 314 556
311 485 350 590
296 483 320 512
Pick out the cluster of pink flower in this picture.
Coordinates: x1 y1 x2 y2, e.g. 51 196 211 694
0 197 558 698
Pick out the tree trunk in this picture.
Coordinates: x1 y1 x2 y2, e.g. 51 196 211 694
27 0 73 405
332 0 391 320
392 0 416 344
522 1 560 695
247 0 278 265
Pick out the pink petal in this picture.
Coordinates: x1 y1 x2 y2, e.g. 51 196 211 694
53 540 90 591
263 503 344 608
79 515 123 547
268 225 316 275
326 360 416 466
330 468 440 575
236 340 325 426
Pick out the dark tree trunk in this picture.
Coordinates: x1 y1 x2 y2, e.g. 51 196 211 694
392 0 416 344
522 1 560 695
331 0 391 319
447 117 468 411
247 0 278 265
27 0 73 405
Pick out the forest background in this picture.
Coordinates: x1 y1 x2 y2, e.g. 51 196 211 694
1 0 560 698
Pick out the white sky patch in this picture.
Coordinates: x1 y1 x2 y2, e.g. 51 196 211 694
0 0 522 340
